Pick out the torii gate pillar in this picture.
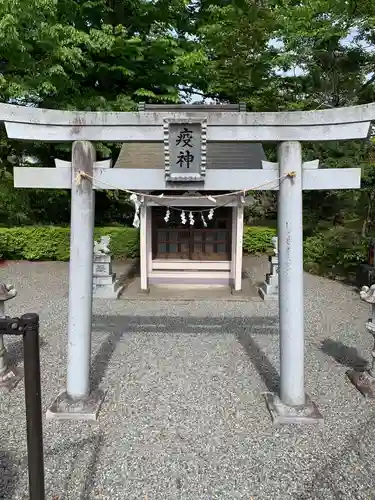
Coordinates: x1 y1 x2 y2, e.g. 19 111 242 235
47 141 105 421
278 142 305 407
265 141 323 424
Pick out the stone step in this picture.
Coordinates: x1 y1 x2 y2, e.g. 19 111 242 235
93 274 116 286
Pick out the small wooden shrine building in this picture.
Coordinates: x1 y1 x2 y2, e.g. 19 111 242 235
114 103 265 291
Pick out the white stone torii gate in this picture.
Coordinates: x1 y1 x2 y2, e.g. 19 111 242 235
2 102 374 424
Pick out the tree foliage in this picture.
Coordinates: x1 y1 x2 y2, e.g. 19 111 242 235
0 0 196 108
189 0 375 241
0 0 196 225
1 0 375 273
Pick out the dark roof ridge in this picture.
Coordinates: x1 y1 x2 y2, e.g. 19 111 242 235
138 102 247 112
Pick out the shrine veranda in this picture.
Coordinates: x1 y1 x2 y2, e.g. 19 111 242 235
2 100 374 424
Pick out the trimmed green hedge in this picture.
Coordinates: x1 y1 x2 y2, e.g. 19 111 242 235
0 225 274 261
303 226 368 276
243 226 277 254
0 225 368 279
0 226 140 261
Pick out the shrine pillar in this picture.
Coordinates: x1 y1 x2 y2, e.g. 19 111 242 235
234 204 244 291
140 201 149 292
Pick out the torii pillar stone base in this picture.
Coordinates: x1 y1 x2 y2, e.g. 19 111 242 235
46 389 105 422
46 141 105 421
264 393 323 426
264 142 323 425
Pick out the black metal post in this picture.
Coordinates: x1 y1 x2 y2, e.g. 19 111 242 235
0 312 45 499
21 313 45 500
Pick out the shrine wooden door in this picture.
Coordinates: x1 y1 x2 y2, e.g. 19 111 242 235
152 206 232 261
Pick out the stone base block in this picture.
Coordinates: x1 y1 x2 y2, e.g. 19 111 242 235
46 389 106 421
93 284 118 299
93 273 116 286
346 369 375 398
259 281 278 300
264 392 323 425
0 367 23 392
93 261 112 276
93 273 119 299
93 253 111 263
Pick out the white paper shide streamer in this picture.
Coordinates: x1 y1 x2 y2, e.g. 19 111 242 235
189 211 195 226
201 213 207 227
130 193 141 228
130 194 216 229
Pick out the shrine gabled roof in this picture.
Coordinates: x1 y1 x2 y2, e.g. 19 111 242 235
114 141 266 170
114 102 266 170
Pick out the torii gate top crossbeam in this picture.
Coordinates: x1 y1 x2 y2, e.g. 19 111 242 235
1 102 374 142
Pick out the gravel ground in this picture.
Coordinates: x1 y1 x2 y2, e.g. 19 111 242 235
0 260 374 500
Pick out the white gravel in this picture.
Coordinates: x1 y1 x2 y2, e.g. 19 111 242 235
0 260 374 500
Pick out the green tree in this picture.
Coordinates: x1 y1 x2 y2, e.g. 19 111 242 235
274 0 375 108
0 0 197 225
181 0 281 108
0 0 195 109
